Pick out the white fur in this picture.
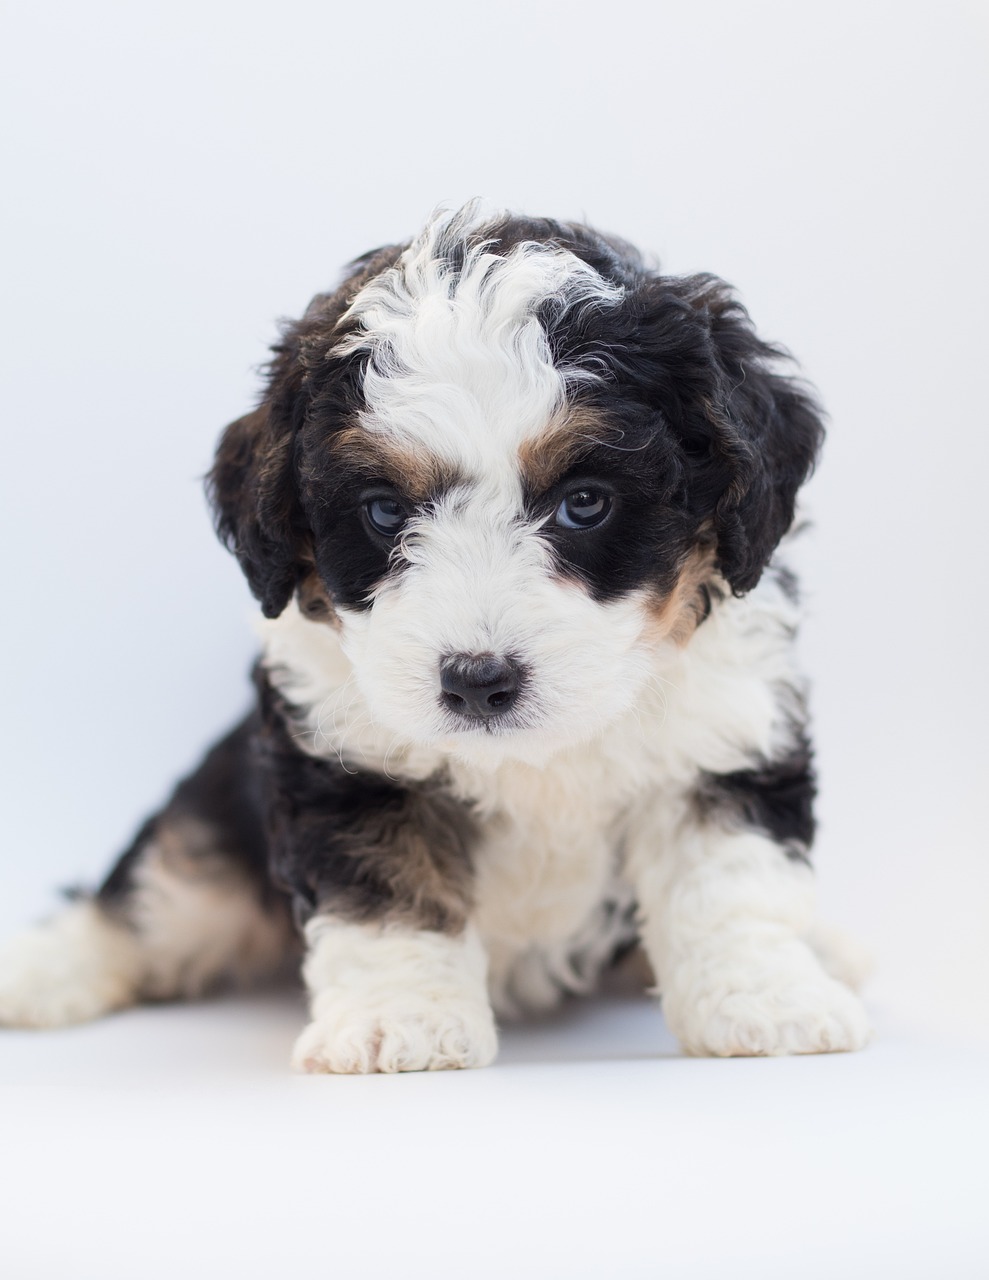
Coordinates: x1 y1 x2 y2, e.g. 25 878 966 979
339 515 656 767
0 207 868 1063
276 207 807 778
627 817 871 1056
258 207 870 1061
0 900 143 1028
293 918 497 1073
264 556 870 1055
337 202 624 476
309 205 644 765
0 841 292 1030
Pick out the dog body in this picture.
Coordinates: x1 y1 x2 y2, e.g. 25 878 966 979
0 206 870 1068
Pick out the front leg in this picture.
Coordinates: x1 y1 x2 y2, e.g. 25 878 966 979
627 797 871 1058
256 670 497 1073
293 919 496 1073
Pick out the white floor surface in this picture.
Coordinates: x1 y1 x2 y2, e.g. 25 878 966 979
2 987 986 1279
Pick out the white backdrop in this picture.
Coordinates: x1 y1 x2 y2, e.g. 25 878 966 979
1 2 987 1276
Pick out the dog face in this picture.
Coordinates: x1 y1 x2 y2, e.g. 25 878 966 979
209 206 822 764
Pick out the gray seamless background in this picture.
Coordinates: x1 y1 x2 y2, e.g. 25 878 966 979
3 0 987 1034
2 1 986 1031
2 4 988 1276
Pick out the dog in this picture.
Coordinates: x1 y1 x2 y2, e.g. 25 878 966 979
0 204 870 1070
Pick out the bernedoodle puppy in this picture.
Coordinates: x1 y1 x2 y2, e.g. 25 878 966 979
0 204 870 1071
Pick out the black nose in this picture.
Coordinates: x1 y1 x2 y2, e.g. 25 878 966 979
440 653 522 719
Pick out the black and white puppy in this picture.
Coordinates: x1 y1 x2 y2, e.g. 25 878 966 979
0 205 870 1070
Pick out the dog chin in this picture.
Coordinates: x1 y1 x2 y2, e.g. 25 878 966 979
427 702 625 770
437 726 558 769
435 735 561 772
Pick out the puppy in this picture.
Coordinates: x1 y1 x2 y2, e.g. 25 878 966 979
0 204 870 1070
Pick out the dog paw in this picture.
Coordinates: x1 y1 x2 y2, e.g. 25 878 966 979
804 920 875 992
0 902 142 1029
664 946 872 1057
291 996 498 1074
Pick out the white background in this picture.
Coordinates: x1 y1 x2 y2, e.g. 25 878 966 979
1 1 987 1276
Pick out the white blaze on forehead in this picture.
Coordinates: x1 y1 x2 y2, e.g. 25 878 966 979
335 205 625 479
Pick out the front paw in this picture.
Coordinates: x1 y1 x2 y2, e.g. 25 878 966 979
291 995 498 1074
664 944 872 1057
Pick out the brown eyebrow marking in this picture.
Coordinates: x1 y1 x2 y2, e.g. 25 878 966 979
330 426 465 502
517 406 626 493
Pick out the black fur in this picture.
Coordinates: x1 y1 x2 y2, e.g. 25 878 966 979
97 815 160 909
522 397 702 604
536 251 823 600
456 214 824 599
252 667 477 933
207 244 406 618
97 714 284 918
697 737 817 859
100 213 824 965
20 208 841 1061
207 214 824 620
97 673 478 936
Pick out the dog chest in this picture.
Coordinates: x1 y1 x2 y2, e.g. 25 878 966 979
457 750 632 946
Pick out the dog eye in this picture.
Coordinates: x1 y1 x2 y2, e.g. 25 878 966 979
554 488 612 530
365 496 409 536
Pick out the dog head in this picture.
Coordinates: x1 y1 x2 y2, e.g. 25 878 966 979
209 205 823 763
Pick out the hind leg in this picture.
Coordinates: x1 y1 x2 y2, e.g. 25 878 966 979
0 718 295 1029
0 817 294 1030
0 896 145 1028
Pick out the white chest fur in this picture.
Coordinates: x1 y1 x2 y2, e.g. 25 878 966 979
453 744 641 1015
260 567 803 1014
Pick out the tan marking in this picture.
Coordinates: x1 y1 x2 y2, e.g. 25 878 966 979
517 406 622 493
343 789 475 935
331 427 462 502
132 818 296 999
648 540 718 647
610 943 656 993
296 570 339 628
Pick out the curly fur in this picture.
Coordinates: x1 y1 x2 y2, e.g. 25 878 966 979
0 204 868 1070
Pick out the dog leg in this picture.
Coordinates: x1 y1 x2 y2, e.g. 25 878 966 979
292 918 497 1073
0 828 292 1030
251 666 489 1071
628 813 871 1057
0 718 293 1029
0 898 145 1028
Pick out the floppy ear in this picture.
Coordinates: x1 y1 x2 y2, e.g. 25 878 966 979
686 278 825 593
702 289 824 593
207 373 307 619
207 243 407 618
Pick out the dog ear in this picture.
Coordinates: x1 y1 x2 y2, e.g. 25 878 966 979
207 356 307 619
208 244 407 619
652 276 825 594
704 282 824 593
